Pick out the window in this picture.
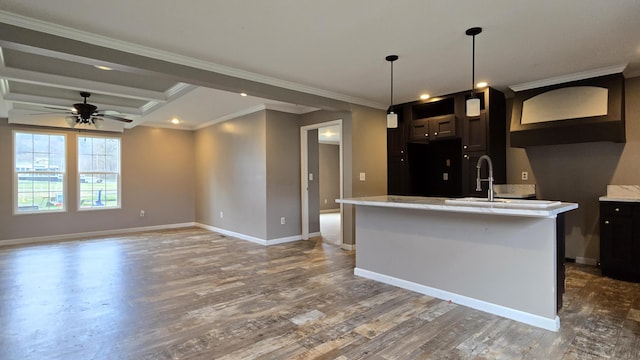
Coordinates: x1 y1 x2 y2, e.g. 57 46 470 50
78 136 121 209
14 131 66 213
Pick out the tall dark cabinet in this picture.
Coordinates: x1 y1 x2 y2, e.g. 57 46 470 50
387 87 506 197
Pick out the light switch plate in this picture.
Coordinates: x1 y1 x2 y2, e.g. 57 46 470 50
359 172 366 181
309 173 313 181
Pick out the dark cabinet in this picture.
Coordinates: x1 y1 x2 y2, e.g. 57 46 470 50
387 87 506 197
387 107 409 195
462 112 487 152
411 118 430 140
410 114 456 141
460 88 506 197
600 201 640 281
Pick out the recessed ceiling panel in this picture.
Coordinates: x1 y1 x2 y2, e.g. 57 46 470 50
8 81 149 109
2 48 176 92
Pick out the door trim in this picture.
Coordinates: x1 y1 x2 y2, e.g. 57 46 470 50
300 119 343 244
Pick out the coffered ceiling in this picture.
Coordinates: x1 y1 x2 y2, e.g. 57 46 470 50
0 1 639 131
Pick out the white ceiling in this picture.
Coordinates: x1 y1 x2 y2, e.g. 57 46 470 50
0 1 639 130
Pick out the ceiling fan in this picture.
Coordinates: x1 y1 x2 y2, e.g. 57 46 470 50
43 91 134 129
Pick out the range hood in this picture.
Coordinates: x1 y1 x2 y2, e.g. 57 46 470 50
510 73 625 147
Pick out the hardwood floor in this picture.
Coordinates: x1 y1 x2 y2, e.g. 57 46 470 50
1 227 640 359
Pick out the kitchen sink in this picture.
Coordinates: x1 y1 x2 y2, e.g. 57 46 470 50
444 197 561 208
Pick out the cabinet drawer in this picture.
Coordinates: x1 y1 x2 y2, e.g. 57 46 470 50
600 202 633 217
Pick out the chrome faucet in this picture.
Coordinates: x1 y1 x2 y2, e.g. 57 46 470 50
476 155 494 201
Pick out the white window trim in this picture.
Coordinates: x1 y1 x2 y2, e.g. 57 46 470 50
13 130 67 215
76 134 122 211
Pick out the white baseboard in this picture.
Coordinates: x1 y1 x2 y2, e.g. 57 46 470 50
575 257 598 266
341 243 355 251
195 223 303 246
308 231 321 238
0 222 197 247
354 267 560 332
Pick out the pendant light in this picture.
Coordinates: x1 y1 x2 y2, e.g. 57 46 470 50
386 54 399 128
465 27 482 117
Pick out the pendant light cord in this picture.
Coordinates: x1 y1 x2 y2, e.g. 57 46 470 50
471 34 476 98
385 55 398 114
390 60 394 110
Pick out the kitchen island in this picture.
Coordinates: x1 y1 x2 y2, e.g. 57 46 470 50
337 195 578 331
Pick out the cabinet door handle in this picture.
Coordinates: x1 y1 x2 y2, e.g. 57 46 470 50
604 220 610 224
463 145 468 149
434 132 438 136
615 208 620 212
400 150 404 154
464 154 469 159
400 158 404 162
425 134 429 137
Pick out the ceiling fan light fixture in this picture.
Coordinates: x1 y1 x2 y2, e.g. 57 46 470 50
65 116 77 128
465 27 482 117
93 117 105 129
386 54 399 129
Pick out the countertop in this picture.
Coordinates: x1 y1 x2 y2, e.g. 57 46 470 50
599 196 640 203
338 195 578 218
600 185 640 203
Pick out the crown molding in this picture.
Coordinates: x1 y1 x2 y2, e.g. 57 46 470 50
509 64 627 92
263 103 318 114
0 11 386 110
194 104 267 130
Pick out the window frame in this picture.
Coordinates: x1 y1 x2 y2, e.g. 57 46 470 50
13 130 67 215
77 134 122 211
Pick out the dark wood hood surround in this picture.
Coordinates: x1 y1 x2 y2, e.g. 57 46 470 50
510 73 625 147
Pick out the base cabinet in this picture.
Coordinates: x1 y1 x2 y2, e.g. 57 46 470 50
600 201 640 281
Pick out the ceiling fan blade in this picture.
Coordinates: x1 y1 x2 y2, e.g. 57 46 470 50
98 113 134 123
43 106 74 111
29 111 72 115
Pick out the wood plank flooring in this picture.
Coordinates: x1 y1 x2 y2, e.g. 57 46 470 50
1 227 640 359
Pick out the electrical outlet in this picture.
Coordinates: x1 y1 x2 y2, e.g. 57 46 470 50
280 217 285 225
139 210 145 217
522 171 529 181
220 211 224 219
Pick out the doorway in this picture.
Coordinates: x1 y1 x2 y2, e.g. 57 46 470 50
300 120 343 245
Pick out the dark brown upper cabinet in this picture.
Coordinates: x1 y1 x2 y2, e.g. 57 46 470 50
410 114 456 141
510 73 625 147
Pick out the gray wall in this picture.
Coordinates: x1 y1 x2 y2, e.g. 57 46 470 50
351 105 388 198
506 76 640 263
319 143 340 211
0 120 196 242
194 111 268 239
194 109 302 241
265 110 302 239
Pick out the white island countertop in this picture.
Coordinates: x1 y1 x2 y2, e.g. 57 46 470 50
338 195 578 218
